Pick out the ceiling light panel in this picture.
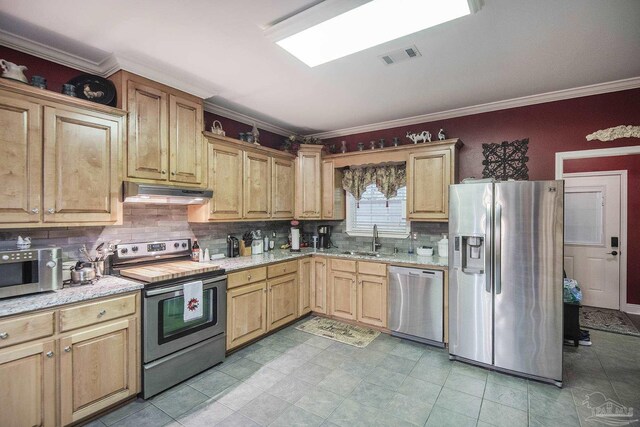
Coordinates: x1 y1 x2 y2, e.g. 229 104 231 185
276 0 476 67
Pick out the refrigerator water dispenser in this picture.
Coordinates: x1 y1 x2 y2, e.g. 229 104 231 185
453 235 485 274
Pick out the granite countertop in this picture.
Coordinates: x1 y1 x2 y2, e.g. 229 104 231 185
0 275 143 318
210 247 448 272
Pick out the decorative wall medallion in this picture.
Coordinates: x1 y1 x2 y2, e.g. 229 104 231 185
482 138 529 180
586 125 640 142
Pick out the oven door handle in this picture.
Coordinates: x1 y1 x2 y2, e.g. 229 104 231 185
145 276 226 297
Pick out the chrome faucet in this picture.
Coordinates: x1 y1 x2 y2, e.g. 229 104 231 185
372 224 382 252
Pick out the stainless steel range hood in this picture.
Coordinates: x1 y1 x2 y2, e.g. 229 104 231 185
123 181 212 205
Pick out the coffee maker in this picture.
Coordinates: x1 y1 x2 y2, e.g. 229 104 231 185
317 225 333 249
226 235 239 258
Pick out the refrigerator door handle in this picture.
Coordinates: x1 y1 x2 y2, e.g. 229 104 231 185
486 201 492 293
495 203 502 295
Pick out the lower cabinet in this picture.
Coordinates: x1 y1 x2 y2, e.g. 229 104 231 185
0 340 56 427
298 258 312 316
0 292 140 427
357 274 387 327
227 282 268 350
267 273 298 330
329 270 357 321
59 318 138 425
310 257 327 314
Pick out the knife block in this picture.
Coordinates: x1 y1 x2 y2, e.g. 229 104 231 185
239 241 252 257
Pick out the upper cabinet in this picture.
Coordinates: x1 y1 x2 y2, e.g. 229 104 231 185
321 159 345 220
0 79 125 229
109 71 204 187
406 142 460 221
295 145 322 219
188 134 295 222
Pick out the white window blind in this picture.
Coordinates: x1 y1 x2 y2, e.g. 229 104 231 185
346 184 409 238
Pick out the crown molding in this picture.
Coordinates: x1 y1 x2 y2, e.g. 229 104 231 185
0 30 217 99
203 101 293 136
0 29 108 75
309 76 640 139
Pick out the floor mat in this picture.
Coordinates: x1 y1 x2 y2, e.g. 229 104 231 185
295 317 380 348
580 306 640 337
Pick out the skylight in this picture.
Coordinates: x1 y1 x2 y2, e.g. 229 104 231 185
276 0 475 67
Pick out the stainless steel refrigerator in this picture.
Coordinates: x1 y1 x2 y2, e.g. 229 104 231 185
448 180 564 386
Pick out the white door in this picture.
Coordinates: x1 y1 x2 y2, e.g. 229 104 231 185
564 174 621 309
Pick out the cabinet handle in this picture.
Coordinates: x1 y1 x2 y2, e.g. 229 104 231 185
0 332 8 340
161 170 167 174
247 274 252 280
97 309 106 317
31 208 39 214
46 351 54 358
46 208 55 214
171 171 176 176
263 289 267 293
64 346 71 353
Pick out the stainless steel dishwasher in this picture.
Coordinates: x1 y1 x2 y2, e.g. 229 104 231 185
388 266 444 346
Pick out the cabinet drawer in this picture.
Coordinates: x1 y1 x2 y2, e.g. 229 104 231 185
0 312 54 349
330 259 357 273
267 260 298 278
358 261 387 277
59 294 137 332
228 267 267 289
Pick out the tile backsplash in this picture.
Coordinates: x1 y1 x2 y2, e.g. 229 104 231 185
0 205 448 261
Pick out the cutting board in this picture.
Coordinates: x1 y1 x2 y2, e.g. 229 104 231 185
120 261 220 283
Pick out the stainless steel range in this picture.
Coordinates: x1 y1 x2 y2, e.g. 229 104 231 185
111 239 226 398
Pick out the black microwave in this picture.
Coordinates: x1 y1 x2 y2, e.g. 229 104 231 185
0 247 62 299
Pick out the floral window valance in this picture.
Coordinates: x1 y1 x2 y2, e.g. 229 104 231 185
342 164 406 207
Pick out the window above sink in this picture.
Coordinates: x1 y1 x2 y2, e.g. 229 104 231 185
346 184 409 239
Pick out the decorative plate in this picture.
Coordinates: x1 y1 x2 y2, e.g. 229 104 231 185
66 74 117 106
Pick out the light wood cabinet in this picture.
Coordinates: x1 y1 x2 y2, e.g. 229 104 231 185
311 257 328 314
205 143 244 220
267 273 298 330
298 258 312 316
322 160 346 220
109 71 204 187
244 151 271 218
407 147 455 221
59 318 138 425
295 144 322 219
43 106 120 223
0 79 125 229
0 292 140 426
329 269 357 321
227 282 268 350
357 274 387 327
272 157 295 219
0 94 41 224
0 340 56 427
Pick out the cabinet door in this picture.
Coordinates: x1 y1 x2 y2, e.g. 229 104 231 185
43 106 120 223
407 149 451 220
329 270 357 320
0 340 55 427
311 258 327 314
271 157 295 219
227 282 267 350
295 150 321 218
267 273 298 330
60 319 137 426
298 258 312 316
127 81 168 181
208 143 243 219
0 94 42 224
357 274 388 327
321 160 345 220
243 151 271 218
169 94 203 185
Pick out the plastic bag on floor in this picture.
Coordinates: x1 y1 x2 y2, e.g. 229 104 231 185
563 278 582 304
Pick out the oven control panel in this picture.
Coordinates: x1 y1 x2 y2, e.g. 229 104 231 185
115 239 191 259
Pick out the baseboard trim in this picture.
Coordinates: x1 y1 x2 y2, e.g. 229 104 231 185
623 303 640 315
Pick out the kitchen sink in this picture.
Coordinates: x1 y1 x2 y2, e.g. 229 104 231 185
341 250 382 257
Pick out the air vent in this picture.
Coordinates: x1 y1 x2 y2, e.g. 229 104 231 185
379 45 422 65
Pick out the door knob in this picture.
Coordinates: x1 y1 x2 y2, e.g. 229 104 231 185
31 207 39 214
46 351 54 358
0 332 8 340
606 251 618 256
47 208 55 214
64 346 72 353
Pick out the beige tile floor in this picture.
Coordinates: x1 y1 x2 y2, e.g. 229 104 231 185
86 318 640 427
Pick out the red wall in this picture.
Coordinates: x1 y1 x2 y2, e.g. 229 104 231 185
564 156 640 305
203 112 285 149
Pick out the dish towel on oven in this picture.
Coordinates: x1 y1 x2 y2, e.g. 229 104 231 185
183 280 204 322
